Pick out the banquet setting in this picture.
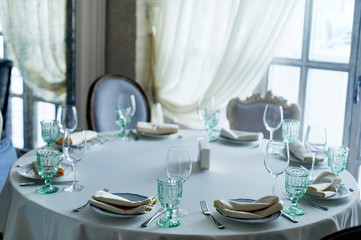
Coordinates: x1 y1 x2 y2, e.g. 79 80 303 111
1 0 361 240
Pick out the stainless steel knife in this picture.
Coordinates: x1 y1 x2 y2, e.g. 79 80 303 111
141 208 165 227
20 181 74 186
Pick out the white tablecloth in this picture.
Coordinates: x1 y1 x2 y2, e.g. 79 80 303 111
1 130 360 240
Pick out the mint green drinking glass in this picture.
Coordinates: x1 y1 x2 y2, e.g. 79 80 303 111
283 167 309 216
157 176 183 228
282 119 300 143
37 148 60 194
328 146 349 177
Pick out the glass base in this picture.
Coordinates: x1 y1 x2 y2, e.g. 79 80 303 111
37 185 58 194
283 205 305 216
64 184 84 192
158 216 181 228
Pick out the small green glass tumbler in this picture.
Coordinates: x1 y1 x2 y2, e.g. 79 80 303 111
36 148 60 194
157 176 183 228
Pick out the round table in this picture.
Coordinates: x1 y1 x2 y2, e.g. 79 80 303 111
1 130 360 240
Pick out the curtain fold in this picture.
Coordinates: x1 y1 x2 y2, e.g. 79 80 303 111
0 0 66 103
144 0 297 128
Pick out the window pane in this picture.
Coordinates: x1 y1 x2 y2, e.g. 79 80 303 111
10 68 23 95
309 0 354 63
10 97 24 148
267 65 300 104
304 69 348 146
0 36 3 59
36 101 56 148
274 0 305 59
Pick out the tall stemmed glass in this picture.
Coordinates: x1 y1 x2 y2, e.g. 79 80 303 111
304 125 327 182
41 120 60 149
165 146 192 216
62 128 87 192
264 140 289 195
57 105 78 137
197 96 220 141
115 93 136 140
263 104 283 141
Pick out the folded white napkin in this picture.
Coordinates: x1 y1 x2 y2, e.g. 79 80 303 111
136 121 179 135
56 130 97 145
88 190 157 215
214 196 283 219
306 171 342 198
220 128 263 141
289 140 324 163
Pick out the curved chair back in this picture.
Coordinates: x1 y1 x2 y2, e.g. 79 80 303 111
226 91 301 140
87 74 151 132
0 59 13 137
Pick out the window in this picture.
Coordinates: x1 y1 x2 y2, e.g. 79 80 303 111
266 0 356 147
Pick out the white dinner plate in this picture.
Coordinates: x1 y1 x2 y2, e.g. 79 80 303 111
17 162 73 180
219 136 260 145
136 131 178 138
89 193 152 218
216 198 281 223
306 185 350 200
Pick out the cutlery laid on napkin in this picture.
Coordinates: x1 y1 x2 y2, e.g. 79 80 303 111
220 128 263 141
56 130 98 145
306 171 342 198
289 140 324 163
214 196 282 219
136 122 179 135
88 190 157 215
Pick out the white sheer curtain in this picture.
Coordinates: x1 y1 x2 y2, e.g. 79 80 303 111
0 0 66 103
143 0 296 128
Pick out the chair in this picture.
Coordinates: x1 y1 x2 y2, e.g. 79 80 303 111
226 91 301 140
0 59 13 138
0 112 17 193
320 225 361 239
87 74 151 132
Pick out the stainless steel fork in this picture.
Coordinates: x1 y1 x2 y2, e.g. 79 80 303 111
73 188 109 212
200 200 225 229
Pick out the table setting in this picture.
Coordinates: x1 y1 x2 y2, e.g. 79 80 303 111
1 102 361 240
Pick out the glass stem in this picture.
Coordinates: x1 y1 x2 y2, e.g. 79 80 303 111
272 175 277 195
166 209 173 219
310 153 315 182
270 131 273 141
72 162 77 187
45 178 51 187
292 199 298 208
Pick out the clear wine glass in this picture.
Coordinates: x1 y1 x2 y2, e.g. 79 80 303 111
263 104 283 141
36 148 60 194
41 120 60 148
165 146 192 216
56 105 78 134
115 93 136 140
304 125 327 182
197 96 220 141
62 128 87 192
264 140 289 196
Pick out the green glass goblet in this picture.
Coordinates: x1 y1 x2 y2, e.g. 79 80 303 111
41 120 60 148
37 148 60 194
157 176 183 228
328 146 349 177
282 119 300 143
203 108 220 141
283 167 309 216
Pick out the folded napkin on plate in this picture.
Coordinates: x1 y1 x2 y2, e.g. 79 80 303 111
306 171 342 198
56 130 97 145
136 121 179 135
220 128 263 141
214 196 283 219
32 161 64 177
88 190 157 215
289 140 324 163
